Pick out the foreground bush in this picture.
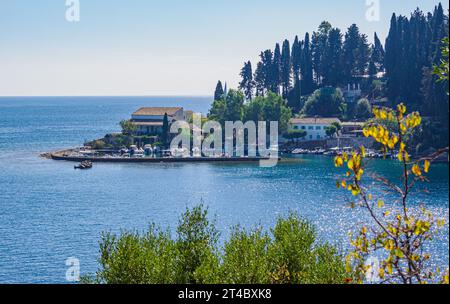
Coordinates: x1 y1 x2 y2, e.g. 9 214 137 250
83 205 351 284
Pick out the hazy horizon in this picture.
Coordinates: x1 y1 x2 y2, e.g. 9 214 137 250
1 0 448 97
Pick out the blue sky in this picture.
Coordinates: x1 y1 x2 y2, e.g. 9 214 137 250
0 0 447 96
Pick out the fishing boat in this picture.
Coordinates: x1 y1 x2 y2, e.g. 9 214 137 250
74 160 93 170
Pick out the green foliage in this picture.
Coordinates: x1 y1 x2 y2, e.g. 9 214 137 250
268 214 348 284
208 89 245 125
433 37 449 84
85 205 352 284
355 98 372 119
90 139 106 150
214 80 225 101
325 125 338 138
83 226 178 284
243 92 292 133
161 113 169 149
220 228 271 284
302 87 345 117
176 204 219 284
120 120 137 136
239 61 254 100
283 130 307 142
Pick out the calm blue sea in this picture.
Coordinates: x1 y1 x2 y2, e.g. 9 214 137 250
0 96 448 283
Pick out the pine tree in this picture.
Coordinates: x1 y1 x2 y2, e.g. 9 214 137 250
254 50 274 96
312 21 332 85
239 61 254 100
357 33 370 76
343 24 362 82
322 27 343 86
214 81 224 101
280 39 292 98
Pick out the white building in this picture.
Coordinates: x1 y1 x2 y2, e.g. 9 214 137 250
342 83 362 103
289 117 341 141
131 107 186 135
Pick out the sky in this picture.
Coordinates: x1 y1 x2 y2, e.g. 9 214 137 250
0 0 448 96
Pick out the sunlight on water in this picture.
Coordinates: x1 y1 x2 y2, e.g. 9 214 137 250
0 97 448 283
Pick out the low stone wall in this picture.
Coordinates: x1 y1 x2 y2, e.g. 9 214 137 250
327 137 374 149
283 137 374 150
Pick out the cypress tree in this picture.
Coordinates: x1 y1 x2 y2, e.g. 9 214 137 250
291 36 301 81
162 113 169 149
271 43 282 94
372 32 385 71
280 39 292 98
214 81 224 101
301 33 315 95
385 14 400 103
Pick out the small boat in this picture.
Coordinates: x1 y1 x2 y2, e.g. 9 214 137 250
74 161 93 170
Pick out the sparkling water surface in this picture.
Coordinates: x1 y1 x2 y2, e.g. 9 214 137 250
0 97 448 283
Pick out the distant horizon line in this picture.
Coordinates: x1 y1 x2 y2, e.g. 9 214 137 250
0 95 214 98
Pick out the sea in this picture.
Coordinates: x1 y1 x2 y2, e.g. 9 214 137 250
0 96 448 283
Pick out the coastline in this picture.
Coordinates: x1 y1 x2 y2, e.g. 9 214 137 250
45 149 279 163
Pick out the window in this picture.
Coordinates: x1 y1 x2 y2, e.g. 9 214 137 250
294 126 299 130
308 126 314 130
309 135 313 139
316 126 321 130
317 135 321 139
301 126 306 130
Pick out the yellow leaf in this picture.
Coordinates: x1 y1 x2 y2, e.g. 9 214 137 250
378 200 385 208
424 160 430 173
334 156 344 167
360 146 366 158
397 103 406 115
412 164 422 176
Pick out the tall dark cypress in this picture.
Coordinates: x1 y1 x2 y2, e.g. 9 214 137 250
280 39 292 98
162 113 169 149
271 43 282 94
385 14 400 103
291 36 301 81
301 33 315 95
214 81 224 101
372 32 385 71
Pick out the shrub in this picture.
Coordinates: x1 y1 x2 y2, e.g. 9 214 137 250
355 98 372 119
220 228 271 284
175 204 219 283
84 205 352 284
302 87 345 117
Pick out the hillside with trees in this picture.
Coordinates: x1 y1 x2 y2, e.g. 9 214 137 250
213 3 448 151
